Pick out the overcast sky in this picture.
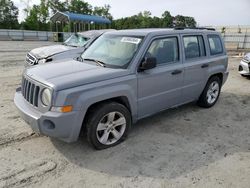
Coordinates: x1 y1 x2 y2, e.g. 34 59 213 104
14 0 250 26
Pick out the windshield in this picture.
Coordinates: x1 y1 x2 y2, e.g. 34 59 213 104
63 34 90 47
81 34 144 68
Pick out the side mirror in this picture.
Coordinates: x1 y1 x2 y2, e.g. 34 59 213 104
139 57 157 71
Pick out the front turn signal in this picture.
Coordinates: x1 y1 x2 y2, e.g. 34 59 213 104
51 105 73 113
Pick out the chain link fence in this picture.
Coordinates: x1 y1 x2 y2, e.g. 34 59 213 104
0 29 72 42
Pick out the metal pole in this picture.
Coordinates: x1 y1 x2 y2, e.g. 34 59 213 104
69 21 71 33
62 22 64 32
56 22 58 32
243 28 247 49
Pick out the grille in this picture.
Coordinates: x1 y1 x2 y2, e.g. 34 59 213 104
26 53 37 65
21 76 40 107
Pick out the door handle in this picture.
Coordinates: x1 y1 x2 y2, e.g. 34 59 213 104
171 70 182 75
201 64 209 68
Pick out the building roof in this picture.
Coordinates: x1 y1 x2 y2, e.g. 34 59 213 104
50 11 111 24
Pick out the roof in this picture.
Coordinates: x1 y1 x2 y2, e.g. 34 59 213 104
106 28 218 37
50 11 111 24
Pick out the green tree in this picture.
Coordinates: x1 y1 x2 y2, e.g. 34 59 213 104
138 11 152 28
93 4 113 20
22 5 40 30
68 0 92 14
174 15 186 27
22 0 49 31
174 15 196 27
0 0 19 29
184 16 196 27
161 11 173 27
49 0 69 14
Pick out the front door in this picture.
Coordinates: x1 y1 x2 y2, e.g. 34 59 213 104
137 36 183 118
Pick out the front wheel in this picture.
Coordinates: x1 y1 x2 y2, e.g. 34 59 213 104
241 74 250 78
86 102 131 150
197 76 222 108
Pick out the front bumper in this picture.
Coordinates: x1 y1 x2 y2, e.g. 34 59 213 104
14 91 82 142
238 60 250 75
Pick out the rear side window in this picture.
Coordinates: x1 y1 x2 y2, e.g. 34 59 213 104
183 35 206 59
146 37 179 65
208 35 223 55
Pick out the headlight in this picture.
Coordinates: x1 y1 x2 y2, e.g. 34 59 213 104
41 88 52 106
38 59 46 64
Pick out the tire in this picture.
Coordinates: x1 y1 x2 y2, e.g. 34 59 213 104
197 76 222 108
241 74 250 78
86 102 131 150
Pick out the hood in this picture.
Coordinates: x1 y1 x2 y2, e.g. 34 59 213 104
25 59 130 91
245 53 250 59
30 44 75 59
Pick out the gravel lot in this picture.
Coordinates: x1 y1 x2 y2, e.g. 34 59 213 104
0 41 249 188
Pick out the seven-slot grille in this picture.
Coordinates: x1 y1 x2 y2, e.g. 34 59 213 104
21 77 40 107
26 53 37 65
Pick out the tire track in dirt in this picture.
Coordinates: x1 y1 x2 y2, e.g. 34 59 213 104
0 132 39 149
0 160 57 188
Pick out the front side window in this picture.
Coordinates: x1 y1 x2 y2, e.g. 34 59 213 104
63 34 90 47
183 35 206 59
81 34 143 68
146 37 179 65
208 35 223 55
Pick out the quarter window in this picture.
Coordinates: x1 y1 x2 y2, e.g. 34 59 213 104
183 36 206 59
208 35 223 55
146 37 179 65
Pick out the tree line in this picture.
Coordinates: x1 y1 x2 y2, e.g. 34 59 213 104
112 11 196 29
0 0 196 31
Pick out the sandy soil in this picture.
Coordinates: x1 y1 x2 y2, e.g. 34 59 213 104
0 41 249 188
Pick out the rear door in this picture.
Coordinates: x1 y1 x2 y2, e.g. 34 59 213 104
137 35 184 118
181 34 208 103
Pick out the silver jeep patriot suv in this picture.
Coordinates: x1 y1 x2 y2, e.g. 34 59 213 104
14 28 229 149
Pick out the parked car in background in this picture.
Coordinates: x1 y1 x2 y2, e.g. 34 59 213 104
25 29 113 66
239 53 250 77
15 28 228 149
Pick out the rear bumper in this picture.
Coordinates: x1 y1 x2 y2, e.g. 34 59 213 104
238 60 250 75
14 91 83 143
222 71 229 85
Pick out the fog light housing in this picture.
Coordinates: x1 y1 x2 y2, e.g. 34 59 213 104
238 65 243 71
43 120 55 130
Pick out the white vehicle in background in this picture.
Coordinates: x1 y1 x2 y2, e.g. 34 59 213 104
25 30 113 66
239 53 250 77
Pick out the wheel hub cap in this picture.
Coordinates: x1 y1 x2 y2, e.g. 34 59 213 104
206 81 219 104
96 111 126 145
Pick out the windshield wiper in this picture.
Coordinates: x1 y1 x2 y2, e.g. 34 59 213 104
75 56 83 62
83 58 106 67
63 43 78 47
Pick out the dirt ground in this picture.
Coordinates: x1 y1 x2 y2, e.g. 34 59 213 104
0 41 249 188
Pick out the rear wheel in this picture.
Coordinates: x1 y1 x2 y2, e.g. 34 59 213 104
197 76 222 108
86 102 131 150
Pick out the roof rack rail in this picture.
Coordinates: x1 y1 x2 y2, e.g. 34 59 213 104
174 27 216 31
